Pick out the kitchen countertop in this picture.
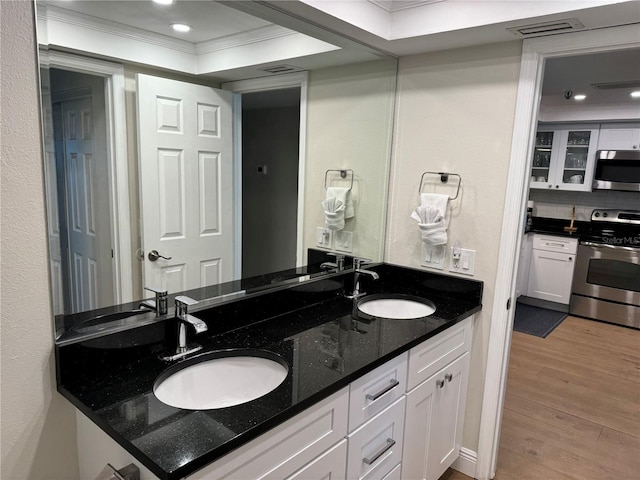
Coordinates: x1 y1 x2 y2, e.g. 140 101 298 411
56 263 483 480
527 216 590 238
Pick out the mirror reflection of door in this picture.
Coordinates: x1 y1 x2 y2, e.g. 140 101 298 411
48 69 115 314
136 74 235 294
241 88 301 279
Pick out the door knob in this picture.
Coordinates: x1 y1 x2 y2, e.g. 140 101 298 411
148 250 172 262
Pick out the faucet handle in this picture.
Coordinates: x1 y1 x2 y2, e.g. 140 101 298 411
354 257 372 269
327 252 346 270
175 295 198 315
143 286 168 316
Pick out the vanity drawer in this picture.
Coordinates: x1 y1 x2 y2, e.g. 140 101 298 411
348 352 407 432
346 397 405 480
407 317 472 391
189 387 348 479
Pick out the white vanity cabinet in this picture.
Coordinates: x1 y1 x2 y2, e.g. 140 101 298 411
76 319 474 480
597 123 640 150
526 234 578 305
402 317 473 480
530 125 599 191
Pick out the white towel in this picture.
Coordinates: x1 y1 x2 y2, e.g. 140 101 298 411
322 196 346 231
326 187 354 219
411 193 449 245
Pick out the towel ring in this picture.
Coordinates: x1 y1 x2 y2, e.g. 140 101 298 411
418 171 461 201
324 169 354 191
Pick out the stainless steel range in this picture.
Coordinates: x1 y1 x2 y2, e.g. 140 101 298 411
570 209 640 329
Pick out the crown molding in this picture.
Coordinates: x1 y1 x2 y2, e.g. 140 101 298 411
367 0 445 13
39 5 196 54
196 24 296 54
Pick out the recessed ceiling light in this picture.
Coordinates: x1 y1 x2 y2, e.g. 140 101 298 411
573 94 586 101
171 23 192 33
631 91 640 98
153 0 174 5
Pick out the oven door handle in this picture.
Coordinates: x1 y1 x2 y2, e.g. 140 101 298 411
581 241 640 252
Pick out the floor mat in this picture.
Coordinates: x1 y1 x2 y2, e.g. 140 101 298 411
513 302 568 338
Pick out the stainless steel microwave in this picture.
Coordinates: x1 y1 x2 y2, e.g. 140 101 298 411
592 150 640 192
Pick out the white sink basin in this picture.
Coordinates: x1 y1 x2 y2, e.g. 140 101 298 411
154 351 288 410
358 295 436 319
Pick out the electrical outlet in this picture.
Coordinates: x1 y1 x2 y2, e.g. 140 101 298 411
421 244 446 270
448 248 476 275
334 230 353 252
316 227 332 248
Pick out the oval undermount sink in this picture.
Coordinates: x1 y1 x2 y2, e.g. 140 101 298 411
154 350 288 410
357 294 436 320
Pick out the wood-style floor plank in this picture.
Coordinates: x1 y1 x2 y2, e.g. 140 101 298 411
440 316 640 480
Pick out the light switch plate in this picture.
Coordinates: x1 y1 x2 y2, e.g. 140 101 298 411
421 244 446 270
316 227 332 248
334 230 353 252
448 248 476 275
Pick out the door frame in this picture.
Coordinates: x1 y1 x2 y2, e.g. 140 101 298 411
476 24 640 480
222 72 309 269
39 50 134 304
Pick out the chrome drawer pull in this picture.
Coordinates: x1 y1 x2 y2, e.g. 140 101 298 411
365 379 400 401
363 438 396 465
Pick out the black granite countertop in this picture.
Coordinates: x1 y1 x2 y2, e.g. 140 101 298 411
527 216 589 238
56 263 482 480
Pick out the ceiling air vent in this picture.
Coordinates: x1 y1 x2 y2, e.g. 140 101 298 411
592 81 640 90
258 65 303 75
507 18 585 38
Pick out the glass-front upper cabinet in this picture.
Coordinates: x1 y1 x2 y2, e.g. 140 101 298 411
530 124 600 191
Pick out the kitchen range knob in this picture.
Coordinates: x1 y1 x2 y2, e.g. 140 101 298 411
603 212 609 217
594 212 600 217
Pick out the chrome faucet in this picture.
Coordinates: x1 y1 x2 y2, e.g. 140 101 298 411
320 253 346 272
347 258 380 298
161 296 208 361
140 286 168 316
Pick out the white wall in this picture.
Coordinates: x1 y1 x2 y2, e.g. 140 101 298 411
304 59 397 260
0 1 79 478
386 41 523 452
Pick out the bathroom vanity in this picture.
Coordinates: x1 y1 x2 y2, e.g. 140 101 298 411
55 263 482 480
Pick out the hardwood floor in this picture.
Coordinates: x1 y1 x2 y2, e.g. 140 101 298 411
441 315 640 480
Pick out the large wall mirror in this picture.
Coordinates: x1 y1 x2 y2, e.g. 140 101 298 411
36 0 398 331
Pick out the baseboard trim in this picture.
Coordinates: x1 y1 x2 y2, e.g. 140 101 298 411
452 447 477 478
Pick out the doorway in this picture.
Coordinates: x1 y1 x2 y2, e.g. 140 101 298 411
477 25 640 480
49 68 115 314
241 88 301 278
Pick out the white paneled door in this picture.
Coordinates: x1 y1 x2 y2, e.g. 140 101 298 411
137 74 234 294
58 96 114 313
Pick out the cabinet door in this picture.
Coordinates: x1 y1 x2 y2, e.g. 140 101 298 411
531 127 599 191
598 126 640 150
530 130 555 188
402 353 469 480
527 249 575 304
552 128 599 191
516 234 532 298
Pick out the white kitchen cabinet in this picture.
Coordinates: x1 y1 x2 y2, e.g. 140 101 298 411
526 234 578 305
402 317 472 480
515 234 533 298
597 124 640 150
286 440 347 480
530 125 599 191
